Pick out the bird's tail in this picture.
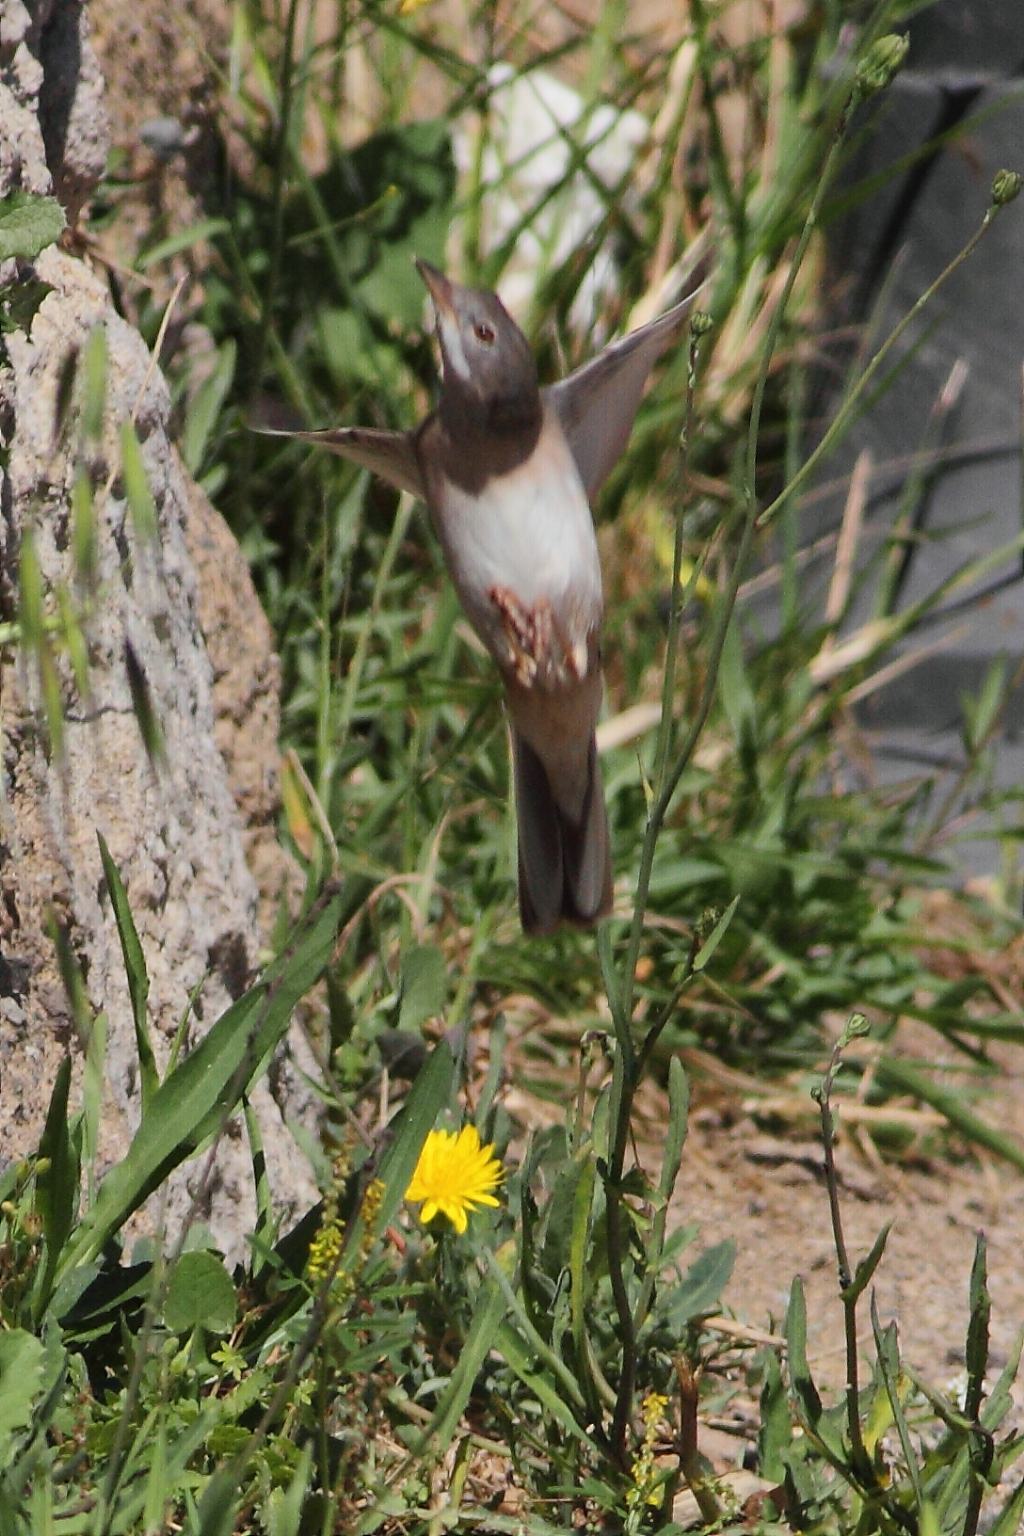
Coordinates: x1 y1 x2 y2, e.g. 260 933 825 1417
512 729 612 935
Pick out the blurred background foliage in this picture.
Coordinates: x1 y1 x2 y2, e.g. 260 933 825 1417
84 0 1024 1144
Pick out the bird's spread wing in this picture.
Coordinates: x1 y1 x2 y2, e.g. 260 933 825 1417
255 424 426 500
545 267 710 502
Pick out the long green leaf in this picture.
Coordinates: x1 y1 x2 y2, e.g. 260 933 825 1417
841 1221 892 1304
413 1277 506 1455
97 832 158 1110
33 1056 79 1317
342 1039 456 1263
242 1095 276 1276
988 1476 1024 1536
877 1058 1024 1172
870 1295 923 1509
59 883 348 1273
786 1277 821 1429
493 1320 596 1448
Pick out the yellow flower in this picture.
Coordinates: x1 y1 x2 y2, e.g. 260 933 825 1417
405 1125 503 1234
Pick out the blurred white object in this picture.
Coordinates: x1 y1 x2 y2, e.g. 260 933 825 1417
454 64 649 333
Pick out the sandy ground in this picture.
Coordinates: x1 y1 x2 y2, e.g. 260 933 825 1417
674 1087 1024 1394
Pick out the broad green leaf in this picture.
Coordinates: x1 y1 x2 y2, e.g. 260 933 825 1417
266 1443 313 1536
0 192 65 261
757 1346 790 1482
0 1331 45 1452
58 883 348 1273
397 944 446 1033
164 1251 236 1335
662 1238 735 1325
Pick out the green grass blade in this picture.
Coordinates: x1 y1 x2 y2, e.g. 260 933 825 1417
876 1058 1024 1172
97 832 158 1111
182 339 236 476
242 1094 277 1276
413 1277 506 1455
33 1056 79 1318
81 1011 107 1201
492 1319 596 1449
870 1295 923 1509
120 420 158 542
964 1233 991 1422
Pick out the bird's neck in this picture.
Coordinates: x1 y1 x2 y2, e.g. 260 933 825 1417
440 383 542 444
431 390 545 492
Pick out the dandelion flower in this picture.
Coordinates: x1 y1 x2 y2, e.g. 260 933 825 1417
405 1125 503 1234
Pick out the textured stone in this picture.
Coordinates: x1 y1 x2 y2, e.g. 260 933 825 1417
0 0 317 1258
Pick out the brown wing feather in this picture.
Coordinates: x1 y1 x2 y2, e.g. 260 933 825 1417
254 424 426 500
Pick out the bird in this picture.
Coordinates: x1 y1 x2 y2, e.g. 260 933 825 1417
264 259 707 934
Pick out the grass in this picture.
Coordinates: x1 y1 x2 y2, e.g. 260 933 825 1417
3 0 1024 1528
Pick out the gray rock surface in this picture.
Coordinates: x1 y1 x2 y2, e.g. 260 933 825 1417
800 1 1024 883
0 1 317 1257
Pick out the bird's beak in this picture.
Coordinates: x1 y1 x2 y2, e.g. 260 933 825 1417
415 258 457 321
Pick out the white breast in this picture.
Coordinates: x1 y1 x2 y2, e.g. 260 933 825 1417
430 414 603 674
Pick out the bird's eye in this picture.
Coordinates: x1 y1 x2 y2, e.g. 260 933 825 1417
473 320 496 345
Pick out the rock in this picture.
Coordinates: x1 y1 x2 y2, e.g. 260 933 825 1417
0 1 317 1258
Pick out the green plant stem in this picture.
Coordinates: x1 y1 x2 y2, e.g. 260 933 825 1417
606 1042 640 1461
248 0 301 401
689 0 746 260
621 57 858 1025
815 1047 871 1482
757 203 1008 529
601 46 871 1469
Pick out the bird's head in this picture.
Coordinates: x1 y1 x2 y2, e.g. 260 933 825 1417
416 260 540 436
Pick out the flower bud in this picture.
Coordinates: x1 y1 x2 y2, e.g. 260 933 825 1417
854 34 909 101
991 169 1023 208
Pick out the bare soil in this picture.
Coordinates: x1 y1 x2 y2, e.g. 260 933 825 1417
674 1079 1024 1395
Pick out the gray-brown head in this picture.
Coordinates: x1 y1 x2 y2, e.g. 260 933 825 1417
416 260 540 438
